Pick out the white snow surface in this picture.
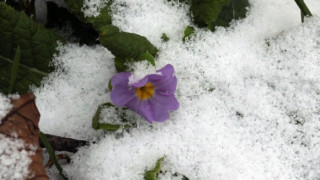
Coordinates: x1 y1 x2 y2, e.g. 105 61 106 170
0 94 12 124
35 0 320 179
0 135 35 180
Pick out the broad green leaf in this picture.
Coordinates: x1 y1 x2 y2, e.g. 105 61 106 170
39 132 68 180
99 25 158 71
114 57 129 72
100 25 157 60
190 0 249 31
0 3 61 94
65 0 112 29
65 1 157 70
64 0 86 21
86 5 112 30
8 46 20 94
92 102 116 130
209 0 249 30
92 102 134 131
144 157 165 180
46 2 98 45
190 0 230 27
182 26 195 42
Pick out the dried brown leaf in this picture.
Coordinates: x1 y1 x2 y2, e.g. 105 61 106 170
0 93 49 180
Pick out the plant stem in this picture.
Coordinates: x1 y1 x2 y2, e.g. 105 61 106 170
39 132 68 180
294 0 312 22
39 133 88 153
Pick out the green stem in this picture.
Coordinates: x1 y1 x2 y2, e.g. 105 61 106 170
39 132 68 180
294 0 312 21
0 55 48 76
8 46 21 94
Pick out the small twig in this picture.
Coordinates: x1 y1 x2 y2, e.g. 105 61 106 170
45 154 71 168
39 134 88 153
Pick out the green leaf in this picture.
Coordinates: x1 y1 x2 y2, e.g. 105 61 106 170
0 3 61 94
144 156 166 180
98 123 121 131
8 46 20 94
64 1 157 70
64 0 86 21
46 2 98 45
182 26 195 42
92 102 114 130
65 0 112 29
161 33 169 42
100 25 158 60
190 0 230 27
92 102 135 131
92 102 123 131
209 0 249 30
86 5 112 30
99 25 158 72
138 51 156 66
114 57 128 72
190 0 249 31
39 132 68 180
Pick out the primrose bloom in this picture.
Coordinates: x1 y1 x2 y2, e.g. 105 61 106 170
110 64 179 123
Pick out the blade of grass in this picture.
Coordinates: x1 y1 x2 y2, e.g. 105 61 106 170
39 132 68 180
8 46 20 94
0 55 48 76
294 0 312 23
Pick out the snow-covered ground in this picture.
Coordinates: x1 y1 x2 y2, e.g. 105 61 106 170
32 0 320 179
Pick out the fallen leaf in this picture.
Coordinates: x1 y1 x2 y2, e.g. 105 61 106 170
0 93 48 180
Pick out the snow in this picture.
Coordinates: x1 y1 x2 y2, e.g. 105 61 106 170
34 0 320 179
127 61 161 85
0 94 12 124
34 44 116 139
0 134 35 180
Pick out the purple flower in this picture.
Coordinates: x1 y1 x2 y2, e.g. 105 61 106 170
110 64 179 123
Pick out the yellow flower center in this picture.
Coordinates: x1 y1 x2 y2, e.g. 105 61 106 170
135 82 155 100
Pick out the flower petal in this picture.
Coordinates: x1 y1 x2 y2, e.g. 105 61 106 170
131 76 148 88
111 72 136 106
151 76 177 94
111 86 135 107
125 98 154 123
152 92 179 111
157 64 174 77
111 72 131 87
148 99 170 122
